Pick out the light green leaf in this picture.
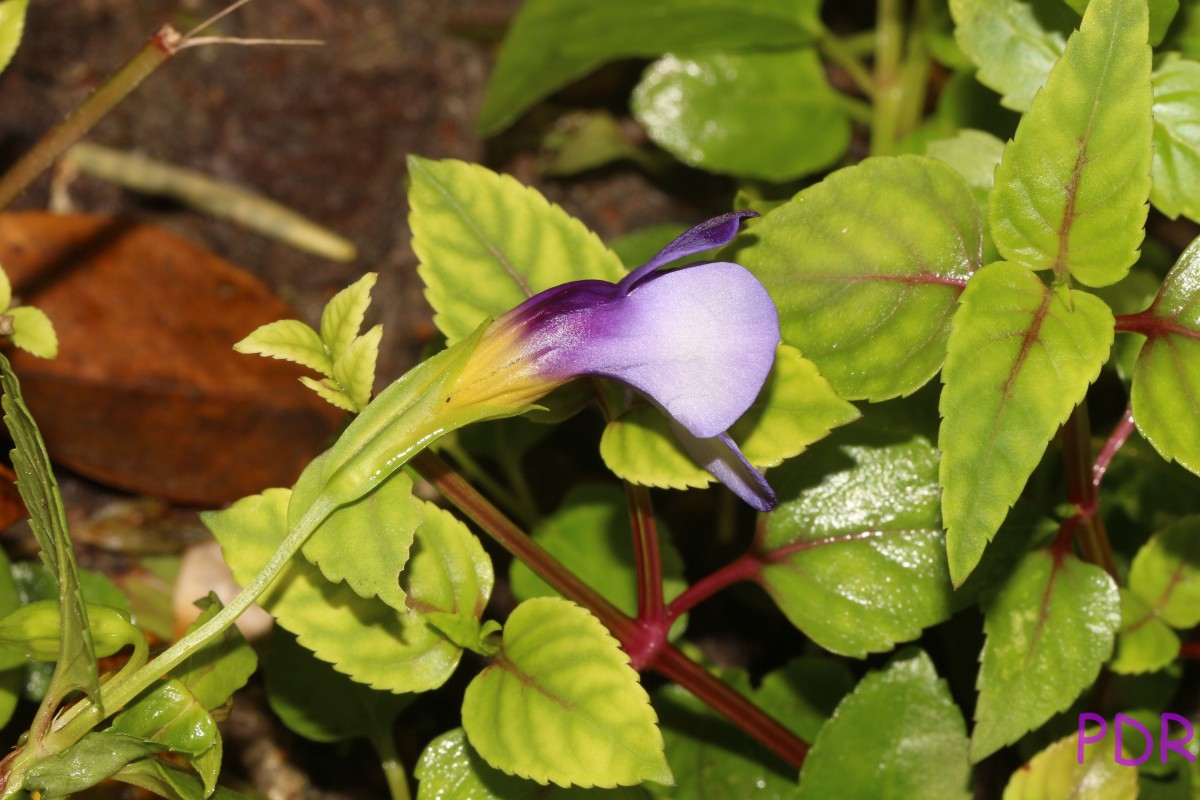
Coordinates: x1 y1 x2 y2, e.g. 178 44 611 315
509 484 688 637
208 488 492 693
233 319 331 377
0 0 28 78
971 550 1120 760
1153 55 1200 224
940 262 1113 583
297 375 358 412
171 593 257 711
1130 237 1200 476
989 0 1152 287
1111 589 1181 675
797 649 970 800
600 345 859 490
1128 516 1200 628
757 426 954 657
541 111 649 177
949 0 1073 111
477 0 820 135
295 465 423 610
25 731 165 797
1002 727 1138 799
0 545 18 728
732 155 980 401
926 129 1005 263
416 728 652 800
320 272 377 361
263 627 413 745
1062 0 1177 44
6 306 57 359
114 758 255 800
462 597 671 789
410 156 624 344
110 679 221 795
632 50 849 181
331 323 382 411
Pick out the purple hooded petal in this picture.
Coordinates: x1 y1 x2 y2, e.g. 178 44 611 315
618 210 760 292
670 424 776 511
535 261 779 439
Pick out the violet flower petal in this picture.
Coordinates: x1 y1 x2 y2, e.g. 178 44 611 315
618 210 760 292
670 423 777 511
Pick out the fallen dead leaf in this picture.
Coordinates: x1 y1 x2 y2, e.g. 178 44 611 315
0 212 345 505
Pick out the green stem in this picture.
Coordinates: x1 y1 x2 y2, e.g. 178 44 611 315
896 0 933 139
816 27 877 99
870 0 905 156
0 26 182 211
371 730 413 800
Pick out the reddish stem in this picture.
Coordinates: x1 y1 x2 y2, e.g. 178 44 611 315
666 553 761 626
626 484 665 626
1059 403 1118 579
1180 642 1200 660
1115 311 1200 340
1093 405 1136 492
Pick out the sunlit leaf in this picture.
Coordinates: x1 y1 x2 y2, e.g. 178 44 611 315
320 272 377 361
632 50 849 181
171 593 257 711
409 156 624 344
1002 727 1138 799
233 319 331 377
940 263 1113 583
926 129 1005 263
477 0 820 135
462 597 671 788
797 649 970 800
1151 54 1200 223
989 0 1152 287
331 323 382 411
732 156 979 401
298 375 358 413
1062 0 1177 44
971 550 1120 760
1110 589 1180 675
0 0 28 78
7 306 57 359
1128 516 1200 628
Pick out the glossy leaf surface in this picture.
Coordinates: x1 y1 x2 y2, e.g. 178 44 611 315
1151 55 1200 223
110 679 221 794
1002 728 1137 799
732 155 979 401
971 550 1120 760
940 263 1113 583
25 731 164 797
1110 589 1180 675
1128 516 1200 628
462 597 671 788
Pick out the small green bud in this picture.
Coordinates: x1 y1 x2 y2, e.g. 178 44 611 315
0 600 139 661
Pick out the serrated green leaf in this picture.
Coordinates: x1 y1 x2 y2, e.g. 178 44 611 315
940 262 1113 583
1131 238 1200 475
7 306 57 359
462 597 671 788
0 0 29 78
989 0 1151 287
416 727 652 800
331 324 382 411
632 49 849 181
1111 589 1181 675
297 375 357 412
208 488 491 693
971 549 1120 760
0 352 101 706
1063 0 1177 44
927 129 1005 263
110 679 221 795
732 155 980 401
477 0 820 135
950 0 1073 111
263 627 413 745
295 460 422 610
1151 55 1200 223
600 345 859 490
797 649 970 800
1129 516 1200 628
1002 727 1138 799
320 272 377 361
757 427 954 657
25 730 165 797
171 594 257 711
234 319 331 377
410 156 624 344
509 485 688 637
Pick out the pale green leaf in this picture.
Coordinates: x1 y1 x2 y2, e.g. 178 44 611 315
1128 516 1200 629
600 345 859 490
940 262 1113 583
331 324 382 411
114 759 255 800
1130 237 1200 475
797 649 970 800
0 544 17 728
25 731 165 797
233 318 331 377
0 0 28 78
632 50 849 181
7 306 58 359
295 464 423 610
263 627 413 745
971 550 1120 760
758 426 954 657
462 597 671 788
926 129 1005 262
989 0 1152 287
1062 0 1177 44
732 155 980 401
298 375 357 412
1111 589 1180 675
171 593 257 711
416 728 652 800
110 679 221 795
1152 54 1200 223
0 264 11 313
1002 727 1138 799
949 0 1073 111
410 156 624 344
207 488 492 693
477 0 820 135
541 111 647 177
320 272 377 361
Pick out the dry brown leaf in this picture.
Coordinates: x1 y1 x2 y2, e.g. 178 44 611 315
0 212 344 505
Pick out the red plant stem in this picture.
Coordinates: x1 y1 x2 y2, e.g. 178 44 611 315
1060 403 1118 578
666 553 761 626
0 26 181 211
1180 642 1200 660
626 484 664 626
1093 405 1136 492
410 451 809 770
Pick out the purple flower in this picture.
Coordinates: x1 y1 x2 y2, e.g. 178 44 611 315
452 211 781 510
